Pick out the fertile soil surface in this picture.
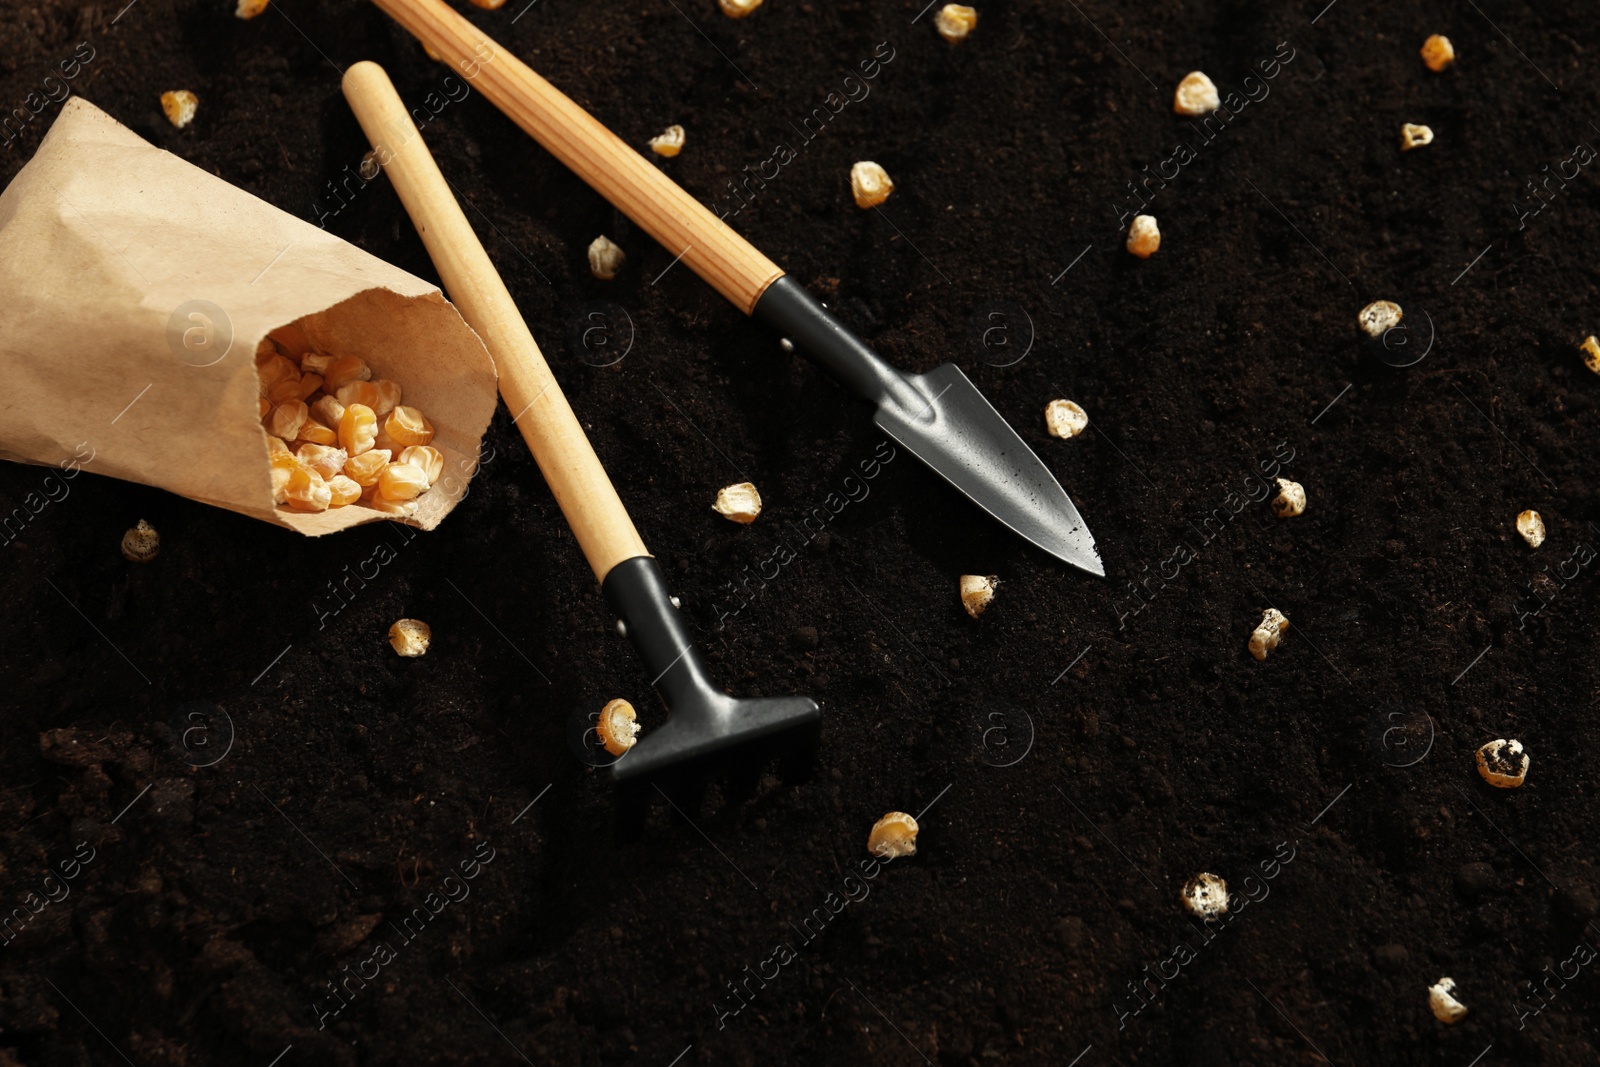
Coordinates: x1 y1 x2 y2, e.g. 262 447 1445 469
2 0 1598 1064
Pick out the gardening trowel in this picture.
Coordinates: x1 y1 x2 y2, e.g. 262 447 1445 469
343 62 819 785
370 0 1105 578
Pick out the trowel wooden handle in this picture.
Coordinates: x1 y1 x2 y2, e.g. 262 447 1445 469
342 61 647 583
370 0 785 314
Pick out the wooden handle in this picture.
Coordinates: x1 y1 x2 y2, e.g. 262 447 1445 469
342 61 648 583
371 0 785 314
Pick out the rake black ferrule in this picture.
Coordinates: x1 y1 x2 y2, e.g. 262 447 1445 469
753 276 921 411
601 555 821 783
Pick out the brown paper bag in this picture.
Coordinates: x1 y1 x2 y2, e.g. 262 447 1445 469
0 97 498 535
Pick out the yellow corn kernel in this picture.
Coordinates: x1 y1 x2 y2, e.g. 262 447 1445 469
933 3 977 43
323 355 372 392
121 519 160 563
369 379 402 416
160 90 198 129
285 467 331 512
265 400 309 441
336 381 381 411
326 474 362 508
867 812 919 859
267 375 304 406
257 353 298 396
258 396 271 419
255 339 279 365
385 406 435 447
850 161 893 209
296 443 348 480
268 449 301 504
649 125 685 158
378 462 430 502
399 445 445 486
389 618 433 656
597 699 640 755
1126 214 1160 258
296 373 324 401
1421 34 1455 72
297 420 338 446
339 403 379 456
1580 335 1600 375
311 395 345 429
342 448 391 487
266 435 291 457
300 352 334 375
236 0 271 19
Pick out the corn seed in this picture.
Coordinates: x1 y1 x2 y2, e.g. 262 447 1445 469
1126 214 1160 258
323 355 372 392
296 420 338 447
161 90 198 129
1476 738 1529 788
327 474 362 508
597 699 641 756
933 4 977 42
1420 34 1455 72
400 445 445 486
588 235 625 281
649 125 685 158
1516 509 1545 548
850 161 893 209
285 467 331 512
342 448 391 488
296 443 348 481
388 618 433 656
1272 478 1306 518
265 401 309 441
712 482 762 524
385 406 435 447
867 812 918 859
1180 872 1228 919
1428 977 1467 1024
718 0 764 17
1581 335 1600 375
1401 123 1434 151
235 0 270 17
378 462 429 502
1248 607 1289 661
339 403 379 456
121 519 159 563
1044 399 1088 439
960 574 997 619
1173 71 1219 116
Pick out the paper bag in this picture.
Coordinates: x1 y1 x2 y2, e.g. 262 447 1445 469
0 97 498 535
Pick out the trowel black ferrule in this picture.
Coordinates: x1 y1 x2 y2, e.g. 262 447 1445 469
753 275 912 407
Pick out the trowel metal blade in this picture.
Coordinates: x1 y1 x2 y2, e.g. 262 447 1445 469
873 363 1103 576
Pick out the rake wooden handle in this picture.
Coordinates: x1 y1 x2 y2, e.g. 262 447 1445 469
342 61 648 583
370 0 785 314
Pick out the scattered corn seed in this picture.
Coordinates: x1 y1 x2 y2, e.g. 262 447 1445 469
1044 399 1088 439
597 698 640 756
339 403 379 456
713 482 762 524
1248 607 1289 661
1180 872 1229 920
1516 509 1545 548
296 443 348 481
1581 335 1600 375
718 0 764 18
1126 214 1160 258
235 0 270 17
1358 299 1403 338
1272 478 1306 518
1421 34 1455 72
160 90 198 129
297 420 338 447
327 474 362 508
850 161 894 209
121 519 159 563
311 395 346 429
323 355 372 392
867 812 919 859
933 4 978 42
399 445 445 486
1428 977 1467 1024
369 379 402 416
336 381 381 411
587 235 625 281
467 0 507 8
342 448 391 488
1400 123 1434 151
1173 71 1220 116
648 124 685 158
378 462 430 502
265 401 309 441
1476 738 1529 789
285 467 331 512
385 406 435 447
959 574 998 619
388 618 432 657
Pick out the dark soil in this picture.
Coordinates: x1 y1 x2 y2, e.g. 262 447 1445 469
3 1 1599 1065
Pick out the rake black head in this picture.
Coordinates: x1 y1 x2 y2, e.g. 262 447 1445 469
601 556 820 799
